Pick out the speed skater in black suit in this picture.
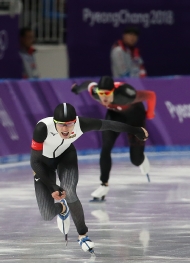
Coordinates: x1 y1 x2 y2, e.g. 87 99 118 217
30 102 148 253
71 76 156 201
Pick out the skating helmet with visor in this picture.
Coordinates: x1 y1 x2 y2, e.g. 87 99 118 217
53 103 76 127
96 76 115 96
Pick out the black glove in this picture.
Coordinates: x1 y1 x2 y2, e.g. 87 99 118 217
71 84 79 94
135 128 148 141
51 184 64 194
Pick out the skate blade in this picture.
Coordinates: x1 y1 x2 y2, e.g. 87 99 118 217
89 196 106 203
65 234 68 246
89 248 95 255
146 173 150 182
89 198 106 203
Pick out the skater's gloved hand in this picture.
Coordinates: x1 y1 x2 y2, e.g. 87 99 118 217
52 190 66 200
135 127 149 141
71 84 79 94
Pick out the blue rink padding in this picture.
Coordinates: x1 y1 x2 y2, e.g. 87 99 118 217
0 145 190 164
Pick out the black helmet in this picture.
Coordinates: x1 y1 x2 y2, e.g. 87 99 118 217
98 76 114 90
53 103 76 122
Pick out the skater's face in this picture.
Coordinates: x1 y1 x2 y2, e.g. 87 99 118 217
96 89 114 106
20 30 35 49
123 33 138 47
54 119 76 139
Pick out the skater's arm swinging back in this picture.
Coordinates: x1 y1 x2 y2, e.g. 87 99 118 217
71 81 93 94
79 117 148 141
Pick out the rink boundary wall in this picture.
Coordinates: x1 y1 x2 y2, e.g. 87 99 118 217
0 76 190 157
0 145 190 165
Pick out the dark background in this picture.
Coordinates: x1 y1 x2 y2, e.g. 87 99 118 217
67 0 190 78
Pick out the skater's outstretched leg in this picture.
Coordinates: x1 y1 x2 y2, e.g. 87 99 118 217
91 129 119 202
58 145 94 253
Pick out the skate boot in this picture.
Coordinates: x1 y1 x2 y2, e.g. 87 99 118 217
90 184 109 202
139 155 150 182
78 235 95 254
57 199 70 245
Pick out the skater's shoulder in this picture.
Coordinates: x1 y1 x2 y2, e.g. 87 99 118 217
34 121 47 133
32 122 48 142
38 117 53 125
34 117 54 131
114 83 136 102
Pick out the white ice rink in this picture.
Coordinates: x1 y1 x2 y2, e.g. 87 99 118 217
0 151 190 263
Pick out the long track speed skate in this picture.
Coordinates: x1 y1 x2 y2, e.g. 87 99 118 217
78 236 95 254
57 199 70 245
90 184 109 202
140 155 151 182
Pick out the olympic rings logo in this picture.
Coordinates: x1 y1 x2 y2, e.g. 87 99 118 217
0 30 8 60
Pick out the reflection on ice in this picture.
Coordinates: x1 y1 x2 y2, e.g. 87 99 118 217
139 229 150 252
